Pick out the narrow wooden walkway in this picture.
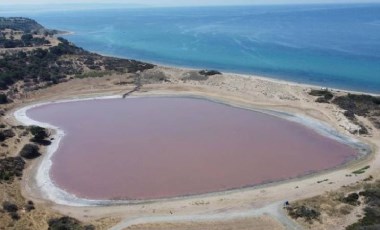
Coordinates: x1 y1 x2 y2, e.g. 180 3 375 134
122 73 141 98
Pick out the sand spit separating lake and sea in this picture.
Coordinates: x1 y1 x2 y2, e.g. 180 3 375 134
7 65 380 229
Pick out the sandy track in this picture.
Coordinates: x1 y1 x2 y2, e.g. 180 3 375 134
109 202 300 230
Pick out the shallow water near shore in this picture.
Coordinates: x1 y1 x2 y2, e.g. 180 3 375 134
25 97 358 200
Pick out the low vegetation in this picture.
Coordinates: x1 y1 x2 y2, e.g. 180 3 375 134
0 39 83 90
286 205 321 223
0 38 154 92
308 89 380 133
0 132 5 142
0 157 25 181
0 93 9 104
1 199 37 223
0 128 15 142
2 201 18 213
141 70 168 84
48 216 95 230
346 181 380 229
29 125 51 145
180 69 222 81
2 201 20 220
19 144 41 159
333 94 380 117
352 166 370 175
0 17 56 34
25 200 35 212
0 17 154 102
309 89 334 102
333 94 380 130
287 180 380 230
341 193 360 206
76 70 114 79
199 69 222 76
0 33 50 49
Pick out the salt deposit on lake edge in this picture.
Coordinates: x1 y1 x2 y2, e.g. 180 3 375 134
14 94 370 207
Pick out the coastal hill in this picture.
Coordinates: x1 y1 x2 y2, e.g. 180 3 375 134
0 17 155 101
0 17 55 49
0 17 47 33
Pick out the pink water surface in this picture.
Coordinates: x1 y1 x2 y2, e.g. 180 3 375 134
27 97 357 200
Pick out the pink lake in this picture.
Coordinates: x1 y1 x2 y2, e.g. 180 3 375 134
27 97 357 200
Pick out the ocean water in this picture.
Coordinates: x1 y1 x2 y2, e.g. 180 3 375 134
2 4 380 92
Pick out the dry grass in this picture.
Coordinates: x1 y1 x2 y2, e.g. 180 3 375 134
124 216 285 230
0 119 59 230
0 180 61 230
288 183 368 229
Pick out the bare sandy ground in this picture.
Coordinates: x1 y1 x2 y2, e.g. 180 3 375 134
8 66 380 229
121 216 285 230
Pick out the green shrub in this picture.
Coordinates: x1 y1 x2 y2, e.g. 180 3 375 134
342 193 360 206
2 201 20 221
30 126 48 141
352 166 370 174
76 71 112 79
0 132 5 142
309 89 334 100
9 211 20 220
315 97 330 103
2 129 15 139
287 205 321 223
333 94 380 117
2 201 18 213
25 200 35 212
199 69 222 76
347 182 380 229
19 144 40 159
0 157 25 181
0 93 8 104
48 216 95 230
344 110 356 120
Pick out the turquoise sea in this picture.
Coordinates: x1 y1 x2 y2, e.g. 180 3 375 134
2 4 380 93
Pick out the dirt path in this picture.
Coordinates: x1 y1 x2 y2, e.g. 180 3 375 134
123 73 142 98
109 202 301 230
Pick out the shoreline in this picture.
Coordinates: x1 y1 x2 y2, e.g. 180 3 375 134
61 33 380 96
89 50 380 96
56 31 75 36
13 93 373 207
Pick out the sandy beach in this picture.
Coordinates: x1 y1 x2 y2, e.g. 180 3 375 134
6 65 379 229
